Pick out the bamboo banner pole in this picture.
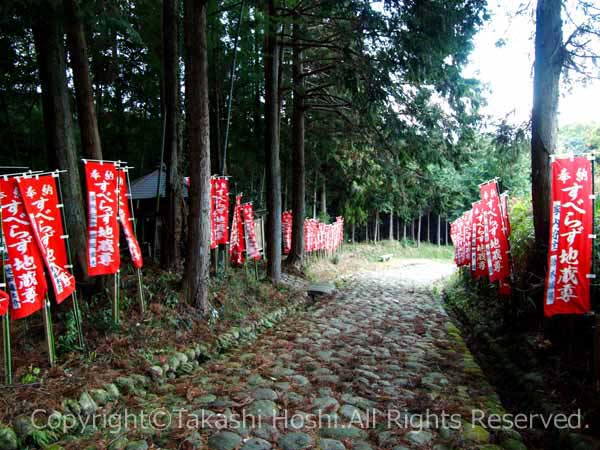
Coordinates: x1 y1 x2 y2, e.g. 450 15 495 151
590 156 600 392
114 162 122 325
123 166 146 314
54 171 85 349
0 216 11 384
42 295 56 367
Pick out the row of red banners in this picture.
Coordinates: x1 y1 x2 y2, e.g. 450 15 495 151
450 180 513 297
0 174 76 319
282 213 344 254
230 195 261 266
451 155 595 317
84 161 143 277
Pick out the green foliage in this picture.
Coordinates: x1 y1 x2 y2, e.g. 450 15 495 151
56 310 84 354
19 365 41 384
508 196 535 274
558 122 600 153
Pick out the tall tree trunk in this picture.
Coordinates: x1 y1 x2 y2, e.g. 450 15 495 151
264 0 282 283
183 0 211 314
351 223 355 243
411 220 415 241
403 222 407 241
417 215 422 248
320 177 326 218
162 0 183 268
287 19 305 266
365 222 369 242
531 0 563 257
389 211 393 240
426 212 430 243
437 214 441 246
312 173 317 218
33 1 87 278
64 0 102 160
445 218 448 245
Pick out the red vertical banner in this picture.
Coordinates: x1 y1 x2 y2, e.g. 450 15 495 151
241 203 261 260
471 201 488 278
210 177 216 249
480 181 511 282
463 210 472 267
229 194 245 266
17 175 75 303
117 170 143 269
500 192 511 237
0 290 8 316
544 156 593 317
0 177 47 320
213 177 229 246
84 161 120 276
304 219 311 252
282 211 293 254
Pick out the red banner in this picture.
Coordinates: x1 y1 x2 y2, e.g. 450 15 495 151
500 192 511 237
544 156 593 317
480 181 511 282
0 289 8 316
0 177 47 320
84 161 120 276
17 175 75 303
229 194 245 266
118 170 143 269
212 177 229 246
463 210 473 267
451 215 467 266
282 211 293 254
471 201 488 278
241 203 261 260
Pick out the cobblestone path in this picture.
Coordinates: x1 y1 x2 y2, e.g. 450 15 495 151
71 261 526 450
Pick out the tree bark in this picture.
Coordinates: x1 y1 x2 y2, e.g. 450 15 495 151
33 1 88 278
417 215 422 248
411 219 415 241
64 0 102 161
389 211 393 240
264 0 282 283
351 223 355 243
365 222 369 242
287 19 305 266
444 218 447 245
183 0 211 314
437 214 441 246
162 0 184 268
313 173 317 218
403 222 407 241
426 212 430 243
531 0 563 257
320 177 326 219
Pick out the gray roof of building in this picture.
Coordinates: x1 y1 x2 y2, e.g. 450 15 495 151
130 169 189 200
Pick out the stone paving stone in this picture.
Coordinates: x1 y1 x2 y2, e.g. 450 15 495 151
63 261 525 450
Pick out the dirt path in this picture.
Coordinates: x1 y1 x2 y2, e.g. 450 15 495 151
63 261 526 450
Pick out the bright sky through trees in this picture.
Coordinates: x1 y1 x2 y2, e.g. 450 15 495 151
464 0 600 127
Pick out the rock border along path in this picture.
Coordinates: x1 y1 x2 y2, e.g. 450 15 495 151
62 261 526 450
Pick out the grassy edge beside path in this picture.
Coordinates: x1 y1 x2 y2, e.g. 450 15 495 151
306 241 454 283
